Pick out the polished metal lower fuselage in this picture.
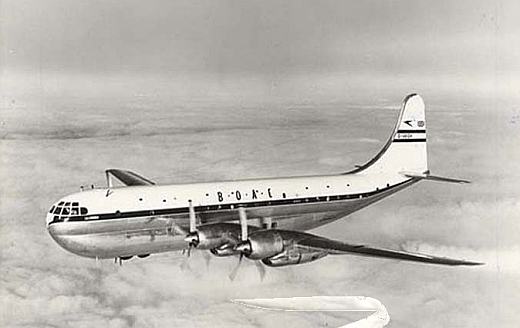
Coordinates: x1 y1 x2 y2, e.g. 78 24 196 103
47 180 416 259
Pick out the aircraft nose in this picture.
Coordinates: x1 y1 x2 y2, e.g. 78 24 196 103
46 212 54 228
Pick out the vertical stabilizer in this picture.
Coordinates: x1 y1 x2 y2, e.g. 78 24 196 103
346 94 428 176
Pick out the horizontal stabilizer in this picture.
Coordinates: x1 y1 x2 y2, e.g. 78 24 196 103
401 171 470 184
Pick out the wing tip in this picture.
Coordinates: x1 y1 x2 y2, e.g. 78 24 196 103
460 261 484 266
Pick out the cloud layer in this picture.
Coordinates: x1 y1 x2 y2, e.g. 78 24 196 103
1 88 519 328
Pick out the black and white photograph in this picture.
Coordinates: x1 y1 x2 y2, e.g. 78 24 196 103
1 1 519 327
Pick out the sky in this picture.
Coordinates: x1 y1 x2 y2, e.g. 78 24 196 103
2 0 520 104
1 1 520 328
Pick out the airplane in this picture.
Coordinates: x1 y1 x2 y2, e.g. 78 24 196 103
46 94 482 276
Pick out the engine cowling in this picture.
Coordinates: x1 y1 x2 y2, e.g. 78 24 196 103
188 223 241 249
262 249 328 267
243 230 284 260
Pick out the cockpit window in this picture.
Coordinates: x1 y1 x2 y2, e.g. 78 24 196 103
51 201 89 222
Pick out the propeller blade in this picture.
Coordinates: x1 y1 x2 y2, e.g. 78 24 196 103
254 261 266 281
238 207 248 241
179 244 193 272
180 256 190 272
229 253 244 281
188 200 196 233
202 251 211 270
180 248 192 271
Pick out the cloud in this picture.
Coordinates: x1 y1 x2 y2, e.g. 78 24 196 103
2 90 520 327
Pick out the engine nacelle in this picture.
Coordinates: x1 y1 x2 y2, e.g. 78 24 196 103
245 230 284 260
262 249 328 267
194 223 241 249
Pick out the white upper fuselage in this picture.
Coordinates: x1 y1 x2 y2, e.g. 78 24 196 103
48 172 406 219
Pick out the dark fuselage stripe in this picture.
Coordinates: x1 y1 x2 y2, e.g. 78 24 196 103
392 138 427 143
396 129 426 134
50 179 415 224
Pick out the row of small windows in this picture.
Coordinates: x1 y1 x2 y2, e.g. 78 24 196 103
133 182 391 204
50 183 393 223
139 198 175 203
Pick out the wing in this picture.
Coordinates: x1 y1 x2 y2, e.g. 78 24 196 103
105 169 155 186
294 233 482 266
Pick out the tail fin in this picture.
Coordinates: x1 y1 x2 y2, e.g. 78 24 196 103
346 94 428 176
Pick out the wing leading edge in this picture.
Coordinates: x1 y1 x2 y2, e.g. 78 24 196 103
293 233 482 266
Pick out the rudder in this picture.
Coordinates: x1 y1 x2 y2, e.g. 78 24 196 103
346 94 428 176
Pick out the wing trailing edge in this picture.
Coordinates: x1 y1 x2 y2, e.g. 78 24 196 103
294 233 482 266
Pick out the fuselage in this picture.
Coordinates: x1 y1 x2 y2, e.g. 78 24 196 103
46 94 430 261
46 172 417 259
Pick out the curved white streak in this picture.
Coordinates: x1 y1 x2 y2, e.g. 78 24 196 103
232 296 389 328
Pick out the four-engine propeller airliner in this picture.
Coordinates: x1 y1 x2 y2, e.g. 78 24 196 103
46 94 482 273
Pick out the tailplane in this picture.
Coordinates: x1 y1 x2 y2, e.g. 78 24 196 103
401 171 470 184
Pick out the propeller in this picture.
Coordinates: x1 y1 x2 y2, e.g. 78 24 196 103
183 200 199 252
235 207 252 255
229 207 266 281
239 207 247 242
228 207 248 280
255 261 266 281
180 255 191 271
229 253 244 281
180 200 198 271
229 254 267 281
202 251 212 270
